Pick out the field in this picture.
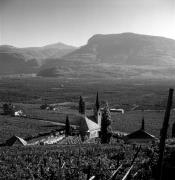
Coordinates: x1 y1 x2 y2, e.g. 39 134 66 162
1 76 175 108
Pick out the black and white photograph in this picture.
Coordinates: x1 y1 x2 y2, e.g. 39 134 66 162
0 0 175 179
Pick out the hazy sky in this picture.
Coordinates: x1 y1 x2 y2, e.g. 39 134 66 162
0 0 175 47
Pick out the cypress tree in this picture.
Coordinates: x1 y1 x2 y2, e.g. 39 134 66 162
95 92 100 111
101 102 112 144
65 115 71 136
79 96 85 114
141 116 145 130
172 122 175 138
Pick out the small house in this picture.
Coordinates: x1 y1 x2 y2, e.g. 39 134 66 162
124 129 156 143
124 117 157 144
5 136 27 146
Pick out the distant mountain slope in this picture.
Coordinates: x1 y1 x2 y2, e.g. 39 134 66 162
64 33 175 65
0 43 77 75
21 43 77 64
39 33 175 79
0 43 77 65
0 53 38 75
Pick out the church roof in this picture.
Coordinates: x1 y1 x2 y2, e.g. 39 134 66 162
80 116 100 132
87 115 97 123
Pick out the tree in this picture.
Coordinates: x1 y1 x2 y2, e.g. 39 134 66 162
101 102 112 144
141 116 145 130
172 122 175 138
65 115 71 136
95 92 100 111
79 96 85 114
3 103 14 115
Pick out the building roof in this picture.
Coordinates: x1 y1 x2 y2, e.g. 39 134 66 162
125 129 156 143
87 115 97 123
6 136 27 146
126 129 155 139
80 116 100 132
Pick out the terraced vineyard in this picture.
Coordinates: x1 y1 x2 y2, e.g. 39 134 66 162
0 141 159 180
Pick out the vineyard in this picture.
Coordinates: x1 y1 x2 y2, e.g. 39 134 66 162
0 140 160 180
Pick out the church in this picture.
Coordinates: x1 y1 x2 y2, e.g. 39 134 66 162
78 93 102 141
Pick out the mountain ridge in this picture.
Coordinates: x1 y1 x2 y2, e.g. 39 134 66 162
63 32 175 66
39 33 175 79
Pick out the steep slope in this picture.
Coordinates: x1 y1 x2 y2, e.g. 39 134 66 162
65 33 175 65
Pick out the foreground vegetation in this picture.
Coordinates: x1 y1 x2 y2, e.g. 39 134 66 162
0 141 159 179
